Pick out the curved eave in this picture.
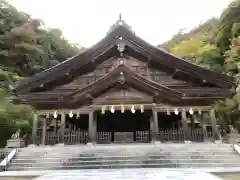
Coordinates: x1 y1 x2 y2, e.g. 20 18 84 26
14 25 125 93
122 37 234 89
14 23 235 93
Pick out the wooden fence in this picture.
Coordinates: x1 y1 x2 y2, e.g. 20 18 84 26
36 128 214 145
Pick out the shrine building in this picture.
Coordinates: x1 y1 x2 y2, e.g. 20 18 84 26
13 17 235 145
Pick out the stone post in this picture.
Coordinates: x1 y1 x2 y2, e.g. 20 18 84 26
41 118 47 145
32 113 38 144
210 109 219 140
181 108 188 141
60 112 66 144
88 111 97 143
151 106 159 141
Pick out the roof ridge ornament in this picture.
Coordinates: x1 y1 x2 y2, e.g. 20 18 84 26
119 13 122 21
107 13 135 35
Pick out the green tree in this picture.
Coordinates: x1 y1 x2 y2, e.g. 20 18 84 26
160 1 240 130
224 36 240 75
0 0 82 146
215 0 240 54
162 19 224 72
0 0 80 77
0 88 34 147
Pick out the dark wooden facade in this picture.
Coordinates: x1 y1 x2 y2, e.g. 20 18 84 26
14 18 234 109
13 17 236 145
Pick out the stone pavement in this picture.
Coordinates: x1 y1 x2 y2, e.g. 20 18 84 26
33 169 223 180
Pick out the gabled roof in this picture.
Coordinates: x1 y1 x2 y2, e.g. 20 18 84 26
16 65 231 109
66 64 182 99
14 18 235 94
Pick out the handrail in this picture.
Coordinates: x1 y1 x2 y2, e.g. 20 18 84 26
233 144 240 154
0 148 17 171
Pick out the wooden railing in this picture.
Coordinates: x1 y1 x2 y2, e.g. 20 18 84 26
45 131 88 145
41 128 214 145
136 131 150 142
97 132 112 143
158 128 214 142
63 131 88 145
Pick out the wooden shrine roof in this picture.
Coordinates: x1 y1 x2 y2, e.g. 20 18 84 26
14 18 235 95
14 64 233 109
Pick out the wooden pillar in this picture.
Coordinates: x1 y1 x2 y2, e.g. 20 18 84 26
60 112 66 143
88 111 97 143
32 113 38 144
200 112 208 142
151 106 159 141
42 118 47 145
210 109 219 140
181 108 188 140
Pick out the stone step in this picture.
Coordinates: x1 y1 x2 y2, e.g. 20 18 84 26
12 157 240 164
12 154 240 162
19 146 234 151
20 144 232 152
9 158 240 167
6 143 240 171
19 148 234 152
7 162 240 171
20 150 232 154
16 150 236 156
15 153 237 159
18 148 234 151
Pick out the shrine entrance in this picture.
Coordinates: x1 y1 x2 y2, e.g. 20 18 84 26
96 109 152 143
158 112 182 130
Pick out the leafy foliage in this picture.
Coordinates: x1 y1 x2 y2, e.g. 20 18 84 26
0 88 34 147
160 0 240 130
0 1 80 77
0 0 82 146
215 0 240 54
224 36 240 75
160 18 225 72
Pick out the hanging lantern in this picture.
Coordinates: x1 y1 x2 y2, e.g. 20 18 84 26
174 108 179 115
198 109 202 115
166 107 170 115
140 105 144 113
101 106 106 114
69 111 73 118
53 111 58 119
189 108 194 115
110 106 115 113
121 105 124 113
76 111 80 118
131 105 135 113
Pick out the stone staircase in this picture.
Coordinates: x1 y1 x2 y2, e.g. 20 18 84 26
6 143 240 171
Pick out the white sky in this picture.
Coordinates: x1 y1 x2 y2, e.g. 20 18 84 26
8 0 232 47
